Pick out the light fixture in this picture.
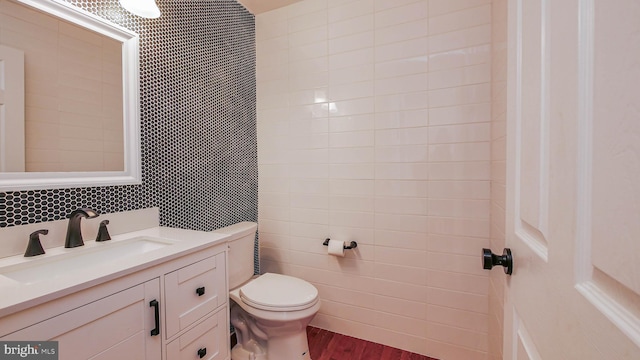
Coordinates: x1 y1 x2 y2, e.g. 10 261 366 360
119 0 161 18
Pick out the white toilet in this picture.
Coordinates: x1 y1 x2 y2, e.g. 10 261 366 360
214 222 320 360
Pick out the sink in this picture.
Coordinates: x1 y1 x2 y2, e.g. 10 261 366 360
0 237 175 285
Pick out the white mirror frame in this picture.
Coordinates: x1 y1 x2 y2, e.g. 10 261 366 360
0 0 141 191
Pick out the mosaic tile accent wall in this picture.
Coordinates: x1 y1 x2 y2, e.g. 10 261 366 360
0 0 257 235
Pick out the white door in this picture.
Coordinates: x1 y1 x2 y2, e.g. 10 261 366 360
504 0 640 359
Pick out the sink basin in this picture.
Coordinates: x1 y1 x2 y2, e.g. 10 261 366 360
0 237 175 285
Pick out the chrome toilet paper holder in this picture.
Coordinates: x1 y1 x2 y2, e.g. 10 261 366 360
323 238 358 250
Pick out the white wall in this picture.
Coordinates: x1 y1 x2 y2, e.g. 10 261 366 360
256 0 492 358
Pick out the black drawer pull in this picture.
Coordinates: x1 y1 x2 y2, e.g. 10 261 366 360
196 286 205 296
149 299 160 336
198 347 207 358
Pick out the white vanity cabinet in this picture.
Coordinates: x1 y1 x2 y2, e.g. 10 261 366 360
0 243 229 360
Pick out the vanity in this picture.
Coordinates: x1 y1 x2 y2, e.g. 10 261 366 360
0 209 231 360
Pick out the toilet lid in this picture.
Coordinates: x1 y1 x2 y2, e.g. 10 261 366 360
240 273 318 311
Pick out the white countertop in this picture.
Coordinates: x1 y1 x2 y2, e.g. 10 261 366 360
0 226 230 317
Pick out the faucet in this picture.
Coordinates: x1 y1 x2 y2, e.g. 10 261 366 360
65 208 99 248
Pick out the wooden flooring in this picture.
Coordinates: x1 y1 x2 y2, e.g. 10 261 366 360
306 327 438 360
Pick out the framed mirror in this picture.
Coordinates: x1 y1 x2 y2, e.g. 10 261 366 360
0 0 140 191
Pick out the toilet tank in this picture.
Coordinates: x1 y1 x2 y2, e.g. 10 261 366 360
212 221 258 289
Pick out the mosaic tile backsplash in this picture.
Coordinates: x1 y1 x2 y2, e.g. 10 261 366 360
0 0 257 233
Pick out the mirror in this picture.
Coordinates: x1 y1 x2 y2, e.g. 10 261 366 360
0 0 140 191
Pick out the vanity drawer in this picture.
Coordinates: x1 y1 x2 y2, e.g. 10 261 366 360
166 307 228 360
164 252 226 339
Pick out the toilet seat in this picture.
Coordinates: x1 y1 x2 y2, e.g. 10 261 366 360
239 273 318 311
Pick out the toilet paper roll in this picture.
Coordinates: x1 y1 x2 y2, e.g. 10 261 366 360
327 239 345 257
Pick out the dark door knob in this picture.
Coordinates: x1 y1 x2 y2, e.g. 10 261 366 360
482 248 513 275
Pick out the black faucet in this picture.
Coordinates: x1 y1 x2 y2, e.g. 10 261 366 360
25 229 48 257
65 208 99 248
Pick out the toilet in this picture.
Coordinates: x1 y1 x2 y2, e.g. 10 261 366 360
214 222 320 360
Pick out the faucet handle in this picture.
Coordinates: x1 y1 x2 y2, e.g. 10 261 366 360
25 229 48 257
96 220 111 242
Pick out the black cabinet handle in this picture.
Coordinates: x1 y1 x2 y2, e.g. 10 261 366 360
197 347 207 358
482 248 513 275
196 287 205 296
149 299 160 336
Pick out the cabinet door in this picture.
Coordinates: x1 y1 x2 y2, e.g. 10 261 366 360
166 308 228 360
164 252 226 339
2 279 161 360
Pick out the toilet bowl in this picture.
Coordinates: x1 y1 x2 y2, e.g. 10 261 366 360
213 222 320 360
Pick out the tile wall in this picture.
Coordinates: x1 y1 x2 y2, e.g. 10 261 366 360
256 0 492 358
489 0 507 359
0 0 257 234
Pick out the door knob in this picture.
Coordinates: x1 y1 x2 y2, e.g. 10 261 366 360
482 248 513 275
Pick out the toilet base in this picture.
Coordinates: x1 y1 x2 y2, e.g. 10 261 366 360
230 332 312 360
231 344 267 360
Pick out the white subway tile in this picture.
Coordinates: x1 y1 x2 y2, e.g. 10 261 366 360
329 147 375 163
429 103 491 126
375 163 429 180
330 179 375 195
289 104 329 121
375 196 428 215
374 145 428 163
375 37 428 63
290 193 330 209
429 63 491 90
428 83 490 108
427 287 488 314
375 278 427 302
329 163 375 179
329 47 374 70
289 57 329 75
289 70 329 91
428 142 491 162
427 304 489 333
428 161 490 180
429 4 490 36
375 127 428 146
329 131 375 147
375 179 428 197
328 114 375 132
374 213 428 233
329 210 374 228
428 180 490 199
375 109 428 129
328 0 374 23
328 81 374 101
427 199 490 219
288 0 328 18
374 0 425 12
290 178 330 194
329 31 374 54
374 229 428 250
428 44 491 72
330 97 375 116
375 263 427 286
290 208 330 224
429 24 491 54
288 10 328 33
328 14 374 39
427 323 488 352
375 57 429 79
375 73 428 96
375 91 429 112
428 0 491 18
289 41 328 62
375 19 429 46
428 123 490 144
329 64 375 85
289 148 329 164
330 195 375 212
289 133 329 149
427 217 490 238
289 87 329 106
374 1 428 29
374 246 427 268
290 163 329 178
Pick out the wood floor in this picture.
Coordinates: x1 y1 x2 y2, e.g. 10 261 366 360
306 327 438 360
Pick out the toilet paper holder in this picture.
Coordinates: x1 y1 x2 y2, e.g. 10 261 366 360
323 238 358 250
